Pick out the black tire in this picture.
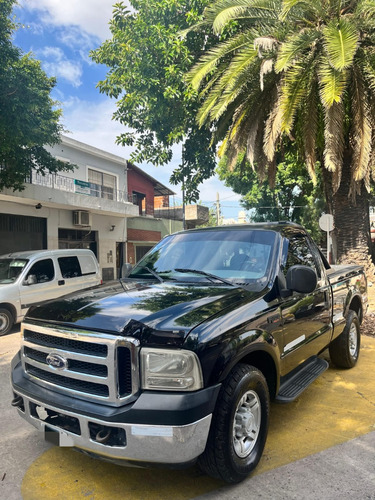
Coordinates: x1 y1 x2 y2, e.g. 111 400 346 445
329 310 360 369
0 308 14 336
198 364 270 483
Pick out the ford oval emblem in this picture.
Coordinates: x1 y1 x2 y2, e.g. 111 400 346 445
46 352 68 370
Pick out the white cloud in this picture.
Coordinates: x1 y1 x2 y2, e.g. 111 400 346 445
58 27 98 63
38 46 82 87
19 0 115 40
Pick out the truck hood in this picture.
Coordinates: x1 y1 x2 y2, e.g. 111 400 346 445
25 280 257 345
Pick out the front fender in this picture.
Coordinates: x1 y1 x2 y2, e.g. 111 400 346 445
196 328 281 397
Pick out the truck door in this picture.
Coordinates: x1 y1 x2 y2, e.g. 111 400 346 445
279 233 332 375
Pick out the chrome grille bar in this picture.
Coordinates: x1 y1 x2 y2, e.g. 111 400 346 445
21 323 140 407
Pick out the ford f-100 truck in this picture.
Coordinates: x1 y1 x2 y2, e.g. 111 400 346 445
11 223 368 483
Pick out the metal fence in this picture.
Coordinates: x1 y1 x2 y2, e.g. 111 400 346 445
29 172 132 204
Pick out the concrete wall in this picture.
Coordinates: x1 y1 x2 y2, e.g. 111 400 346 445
126 217 183 264
46 137 128 194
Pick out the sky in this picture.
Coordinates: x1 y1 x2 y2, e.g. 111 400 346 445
13 0 244 220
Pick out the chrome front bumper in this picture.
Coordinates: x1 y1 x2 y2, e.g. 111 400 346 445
12 389 212 466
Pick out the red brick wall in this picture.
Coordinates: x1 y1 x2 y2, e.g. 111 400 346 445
127 169 155 215
127 228 161 264
127 228 161 242
154 195 170 208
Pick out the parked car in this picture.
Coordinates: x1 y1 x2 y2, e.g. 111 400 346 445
11 223 367 483
0 249 101 335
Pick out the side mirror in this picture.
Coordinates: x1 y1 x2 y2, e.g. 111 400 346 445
284 265 317 294
25 274 37 286
120 263 133 278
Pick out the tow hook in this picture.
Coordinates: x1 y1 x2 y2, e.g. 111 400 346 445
96 428 112 444
11 395 24 410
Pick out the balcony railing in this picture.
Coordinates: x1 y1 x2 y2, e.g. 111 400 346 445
25 172 159 216
29 172 132 204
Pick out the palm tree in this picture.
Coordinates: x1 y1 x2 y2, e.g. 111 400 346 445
187 0 375 266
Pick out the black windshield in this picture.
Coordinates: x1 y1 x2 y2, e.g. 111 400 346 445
129 229 277 290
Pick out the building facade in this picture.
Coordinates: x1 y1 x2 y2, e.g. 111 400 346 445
0 136 182 280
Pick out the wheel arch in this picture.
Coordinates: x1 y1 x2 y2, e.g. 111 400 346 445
218 346 279 400
238 350 278 400
0 302 17 322
348 295 363 323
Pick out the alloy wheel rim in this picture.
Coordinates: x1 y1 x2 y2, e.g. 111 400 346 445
0 313 9 332
233 390 261 458
349 323 358 357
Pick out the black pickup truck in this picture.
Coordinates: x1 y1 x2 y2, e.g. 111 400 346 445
11 223 368 483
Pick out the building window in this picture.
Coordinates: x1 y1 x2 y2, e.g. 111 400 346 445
132 191 146 215
88 168 117 201
135 245 154 262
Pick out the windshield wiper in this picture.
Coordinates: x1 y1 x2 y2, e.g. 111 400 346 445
138 266 164 283
174 268 237 287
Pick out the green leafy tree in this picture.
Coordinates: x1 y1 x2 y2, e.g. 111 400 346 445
188 0 375 265
217 151 325 240
91 0 218 201
0 0 72 191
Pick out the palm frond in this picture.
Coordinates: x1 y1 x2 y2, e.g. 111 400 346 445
280 58 314 134
263 85 283 161
350 66 373 183
204 0 280 33
318 59 348 106
354 0 375 21
187 32 252 91
280 0 324 21
213 5 256 33
275 29 319 73
302 82 319 182
209 46 260 120
323 101 345 192
323 19 359 71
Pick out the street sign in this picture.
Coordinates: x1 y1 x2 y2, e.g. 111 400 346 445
319 214 334 232
319 214 334 264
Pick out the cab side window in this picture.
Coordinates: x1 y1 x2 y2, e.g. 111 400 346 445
284 236 320 278
26 259 55 284
58 256 82 279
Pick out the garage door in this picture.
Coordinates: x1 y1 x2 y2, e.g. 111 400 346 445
0 214 46 254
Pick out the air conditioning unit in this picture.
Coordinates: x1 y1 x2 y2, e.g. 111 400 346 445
73 211 91 227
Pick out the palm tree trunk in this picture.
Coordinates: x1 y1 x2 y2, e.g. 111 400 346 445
332 158 374 268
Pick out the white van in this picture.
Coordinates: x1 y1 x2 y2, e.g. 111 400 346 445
0 249 101 336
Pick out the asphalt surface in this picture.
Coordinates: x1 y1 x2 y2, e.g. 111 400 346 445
1 328 375 500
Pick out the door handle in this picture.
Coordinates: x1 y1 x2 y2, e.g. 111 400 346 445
58 280 65 286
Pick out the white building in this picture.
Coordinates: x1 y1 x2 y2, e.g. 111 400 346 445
0 136 181 280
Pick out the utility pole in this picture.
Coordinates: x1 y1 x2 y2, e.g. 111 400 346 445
216 192 221 226
181 143 186 230
182 177 186 230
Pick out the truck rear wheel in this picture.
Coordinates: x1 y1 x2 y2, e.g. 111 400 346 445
0 308 13 336
329 310 360 369
198 364 270 483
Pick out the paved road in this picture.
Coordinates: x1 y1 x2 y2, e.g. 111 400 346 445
1 329 375 500
194 432 375 500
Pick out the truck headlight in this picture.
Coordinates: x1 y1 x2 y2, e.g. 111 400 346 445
140 348 203 391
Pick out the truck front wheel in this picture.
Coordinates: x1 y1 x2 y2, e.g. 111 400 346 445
329 310 360 369
0 308 13 336
198 364 270 483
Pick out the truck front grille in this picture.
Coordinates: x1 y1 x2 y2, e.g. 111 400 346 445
21 323 140 406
